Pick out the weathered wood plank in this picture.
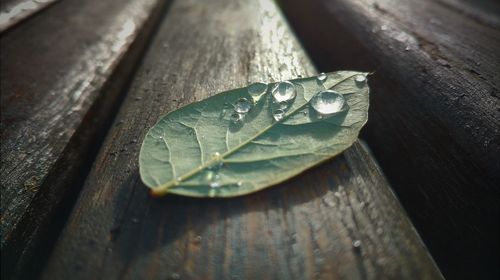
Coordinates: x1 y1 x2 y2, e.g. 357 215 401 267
0 0 168 278
42 0 443 279
280 0 499 278
0 0 59 33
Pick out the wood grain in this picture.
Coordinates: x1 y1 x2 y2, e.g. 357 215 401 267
42 0 442 279
280 0 499 278
0 0 167 278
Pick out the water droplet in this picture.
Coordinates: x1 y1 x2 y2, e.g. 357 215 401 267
234 98 252 113
176 177 183 182
278 101 289 110
354 74 366 85
210 181 221 188
248 82 268 102
352 240 362 248
271 81 296 103
317 72 327 82
237 181 243 186
230 112 242 123
301 110 308 116
273 109 285 121
311 90 346 115
209 173 221 188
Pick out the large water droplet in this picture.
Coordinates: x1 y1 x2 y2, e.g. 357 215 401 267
272 81 296 103
234 98 252 113
248 82 268 102
317 72 327 82
310 90 346 115
273 109 285 121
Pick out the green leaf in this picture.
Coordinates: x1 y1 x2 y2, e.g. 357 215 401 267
139 71 369 197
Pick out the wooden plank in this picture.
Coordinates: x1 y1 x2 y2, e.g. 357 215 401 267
0 0 168 278
280 0 499 278
41 0 443 279
0 0 59 33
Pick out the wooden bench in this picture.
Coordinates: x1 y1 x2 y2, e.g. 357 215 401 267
281 0 500 278
1 0 495 279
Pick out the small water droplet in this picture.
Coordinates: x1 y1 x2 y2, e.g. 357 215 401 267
230 112 242 123
273 109 285 121
278 101 289 110
210 181 221 188
176 177 183 182
381 24 388 31
317 72 327 82
193 235 202 244
248 82 268 102
354 74 366 84
311 90 346 115
234 98 252 113
352 240 362 248
237 181 243 186
302 110 308 116
271 81 296 102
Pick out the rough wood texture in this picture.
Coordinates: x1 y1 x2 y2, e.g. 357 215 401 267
42 0 442 279
0 0 167 278
280 0 499 278
0 0 59 32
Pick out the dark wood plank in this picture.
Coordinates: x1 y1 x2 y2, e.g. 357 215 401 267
280 0 499 278
42 0 443 279
0 0 59 33
0 0 168 278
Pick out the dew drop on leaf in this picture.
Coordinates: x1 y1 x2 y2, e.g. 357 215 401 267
273 109 285 121
354 74 366 86
230 112 242 123
317 72 327 82
248 82 268 102
271 81 296 102
310 90 346 115
234 98 252 113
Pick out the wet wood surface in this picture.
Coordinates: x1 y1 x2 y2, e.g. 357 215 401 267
281 0 500 278
41 0 442 279
0 0 60 32
0 0 167 278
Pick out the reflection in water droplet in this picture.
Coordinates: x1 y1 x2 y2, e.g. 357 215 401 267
248 82 268 102
301 110 308 116
237 181 243 186
352 240 362 248
234 98 252 113
317 72 327 82
209 173 221 188
355 74 366 85
176 177 182 182
230 112 242 123
272 81 296 103
311 90 346 115
273 109 285 121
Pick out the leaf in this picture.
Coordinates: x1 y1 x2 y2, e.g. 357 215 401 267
139 71 369 197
